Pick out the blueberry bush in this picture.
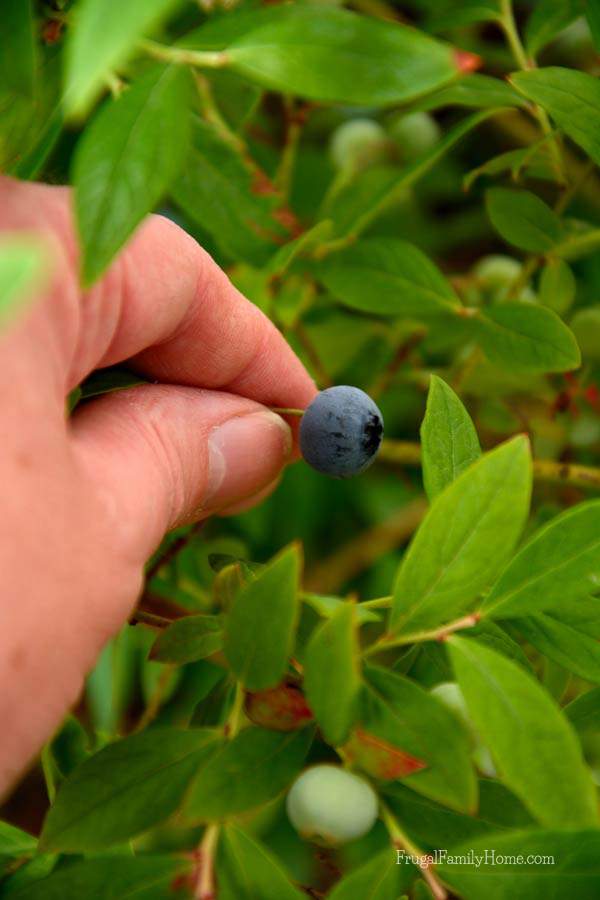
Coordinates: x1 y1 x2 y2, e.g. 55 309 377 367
4 1 600 898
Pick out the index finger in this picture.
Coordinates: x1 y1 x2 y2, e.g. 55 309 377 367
0 177 317 410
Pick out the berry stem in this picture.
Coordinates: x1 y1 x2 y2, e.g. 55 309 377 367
270 407 305 417
193 824 220 900
224 681 245 739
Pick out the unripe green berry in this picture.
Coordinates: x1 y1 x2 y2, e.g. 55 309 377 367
473 255 522 292
569 414 600 448
329 118 388 172
286 765 378 845
570 307 600 362
388 111 440 161
472 255 535 305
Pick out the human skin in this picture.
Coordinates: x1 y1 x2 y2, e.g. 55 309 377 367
0 176 316 796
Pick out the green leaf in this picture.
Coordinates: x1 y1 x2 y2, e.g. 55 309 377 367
0 0 36 96
150 615 223 664
264 220 333 278
391 437 532 635
383 780 534 850
439 829 600 899
302 592 381 625
511 68 600 165
525 0 583 56
0 821 37 874
64 0 181 117
171 117 287 266
515 613 600 683
539 258 576 314
449 636 598 828
486 188 563 253
328 849 414 900
1 854 58 897
224 544 300 691
0 47 61 174
304 601 360 745
408 74 525 113
39 728 218 851
183 725 313 821
426 0 502 29
565 686 600 733
466 620 534 672
216 825 306 900
464 146 556 190
349 666 477 812
5 856 190 900
420 375 481 501
473 302 580 373
73 65 191 286
483 500 600 618
317 238 461 318
224 6 467 107
587 0 600 50
0 236 45 326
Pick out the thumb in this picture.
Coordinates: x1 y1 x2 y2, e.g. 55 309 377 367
70 383 292 558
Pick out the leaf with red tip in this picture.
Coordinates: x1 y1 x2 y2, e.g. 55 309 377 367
454 49 482 74
347 666 477 812
344 728 427 780
245 683 313 732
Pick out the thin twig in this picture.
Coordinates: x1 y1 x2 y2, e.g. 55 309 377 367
294 321 333 389
378 438 600 492
364 612 481 658
129 609 174 629
380 803 447 900
139 38 226 69
499 0 565 184
146 522 205 582
193 825 220 900
369 330 426 400
304 498 427 592
275 98 309 200
224 682 245 738
134 664 175 732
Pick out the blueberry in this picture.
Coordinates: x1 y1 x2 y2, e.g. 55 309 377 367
329 119 388 172
300 386 384 478
286 764 378 845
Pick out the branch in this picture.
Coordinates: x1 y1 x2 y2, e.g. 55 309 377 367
145 521 205 582
380 803 447 900
364 612 481 658
379 439 600 491
304 498 427 593
193 825 220 900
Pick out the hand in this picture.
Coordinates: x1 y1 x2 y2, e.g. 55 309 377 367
0 177 316 795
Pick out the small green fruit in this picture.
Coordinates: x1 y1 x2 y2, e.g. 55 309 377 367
570 307 600 362
388 110 440 160
472 255 535 304
286 764 378 845
329 118 388 172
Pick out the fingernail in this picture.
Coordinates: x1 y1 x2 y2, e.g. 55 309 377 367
203 411 292 510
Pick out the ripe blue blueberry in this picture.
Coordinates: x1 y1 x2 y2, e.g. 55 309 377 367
300 386 384 478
